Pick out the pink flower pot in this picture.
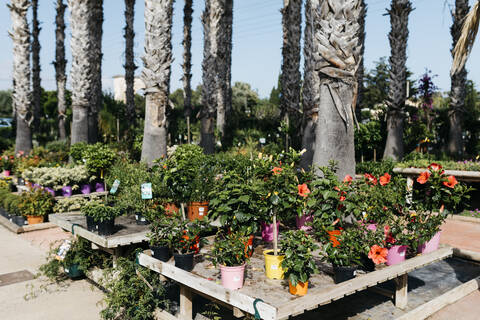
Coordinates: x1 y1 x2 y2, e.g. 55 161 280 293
386 245 408 266
2 170 10 177
296 214 313 232
261 221 280 242
220 264 246 290
417 232 441 254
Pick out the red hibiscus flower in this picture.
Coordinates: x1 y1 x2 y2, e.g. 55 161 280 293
297 184 311 198
364 173 377 185
443 175 458 189
272 167 282 175
379 173 391 186
343 175 353 183
339 196 346 202
368 245 388 265
428 163 443 173
417 171 431 184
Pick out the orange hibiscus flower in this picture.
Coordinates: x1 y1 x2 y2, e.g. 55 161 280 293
364 173 377 185
443 175 458 189
297 184 311 198
417 171 430 184
428 163 443 173
379 173 391 186
343 175 353 183
368 245 388 265
272 167 283 175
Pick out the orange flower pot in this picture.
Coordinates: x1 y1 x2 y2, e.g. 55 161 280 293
164 203 179 216
187 202 209 221
27 215 44 225
328 230 342 247
289 280 308 296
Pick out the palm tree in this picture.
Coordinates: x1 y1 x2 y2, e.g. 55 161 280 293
31 0 41 129
224 0 233 119
69 0 93 144
307 0 363 179
88 0 103 143
124 0 136 129
280 0 302 150
448 0 470 157
141 0 174 164
183 0 193 143
9 0 33 154
356 0 367 121
54 0 67 141
383 0 412 161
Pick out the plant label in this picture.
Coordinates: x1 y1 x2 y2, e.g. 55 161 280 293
110 179 120 194
400 251 405 257
55 239 72 261
271 264 278 270
199 207 204 216
141 183 153 200
233 276 241 282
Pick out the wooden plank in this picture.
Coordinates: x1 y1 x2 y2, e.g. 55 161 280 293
396 277 480 320
0 215 21 233
368 286 394 299
54 191 108 201
448 215 480 224
20 222 57 232
393 168 480 182
394 274 408 309
154 309 179 320
138 253 278 320
180 285 193 320
49 214 109 247
453 248 480 262
276 247 453 319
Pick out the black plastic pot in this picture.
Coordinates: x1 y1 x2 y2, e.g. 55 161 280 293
174 253 194 271
360 254 376 272
333 265 357 284
85 216 97 232
0 208 7 218
135 213 150 225
9 182 17 192
64 264 85 279
97 218 115 236
17 178 25 186
151 246 172 262
14 215 28 227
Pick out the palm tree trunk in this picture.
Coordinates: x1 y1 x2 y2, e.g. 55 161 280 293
448 0 469 157
31 0 41 130
124 0 136 130
9 0 33 154
280 0 302 150
309 0 363 179
355 0 366 122
224 0 233 118
183 0 193 143
54 0 67 141
141 0 174 164
383 0 412 161
88 0 103 143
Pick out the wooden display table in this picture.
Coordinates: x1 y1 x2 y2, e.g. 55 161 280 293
393 168 480 183
138 245 454 320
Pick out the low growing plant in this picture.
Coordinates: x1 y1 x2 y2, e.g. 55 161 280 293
17 189 55 217
210 232 250 267
82 202 120 222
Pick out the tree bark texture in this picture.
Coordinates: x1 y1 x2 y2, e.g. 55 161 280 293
183 0 193 120
124 0 136 128
383 0 412 161
31 0 41 130
448 0 469 157
355 0 366 121
309 0 363 179
54 0 67 140
9 0 33 154
141 0 174 164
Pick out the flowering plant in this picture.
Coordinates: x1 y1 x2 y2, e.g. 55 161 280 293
322 227 365 267
170 219 207 254
210 232 250 267
1 155 14 172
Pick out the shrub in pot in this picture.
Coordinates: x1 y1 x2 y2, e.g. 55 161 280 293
170 219 206 271
210 232 250 290
280 230 319 296
82 202 120 236
17 189 54 225
147 214 176 262
383 219 413 266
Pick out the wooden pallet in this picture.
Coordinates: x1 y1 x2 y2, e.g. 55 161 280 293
138 246 454 320
0 214 57 234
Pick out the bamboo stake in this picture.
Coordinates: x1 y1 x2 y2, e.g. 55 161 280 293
273 213 278 256
180 203 186 221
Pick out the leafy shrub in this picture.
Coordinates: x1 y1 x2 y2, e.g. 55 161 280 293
210 233 250 267
17 189 55 217
82 202 119 222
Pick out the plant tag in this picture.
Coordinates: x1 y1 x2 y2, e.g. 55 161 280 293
110 179 120 194
55 239 72 261
141 183 152 200
353 270 357 276
135 215 139 220
259 137 266 144
140 217 145 222
199 207 204 216
399 251 405 257
271 264 278 270
64 268 69 273
233 276 241 282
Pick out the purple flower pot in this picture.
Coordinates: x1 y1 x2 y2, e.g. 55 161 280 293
33 183 40 189
80 184 92 195
296 214 313 232
44 187 55 197
418 232 441 254
386 245 408 266
95 182 105 193
261 221 280 242
61 186 73 197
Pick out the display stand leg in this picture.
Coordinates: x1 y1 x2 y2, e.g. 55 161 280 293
395 274 408 309
180 285 193 320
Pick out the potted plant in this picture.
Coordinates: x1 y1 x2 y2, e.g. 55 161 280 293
1 155 14 176
170 219 205 271
280 230 319 296
81 143 116 192
147 214 176 262
383 219 413 266
17 189 55 225
210 232 250 290
151 160 179 215
82 202 120 236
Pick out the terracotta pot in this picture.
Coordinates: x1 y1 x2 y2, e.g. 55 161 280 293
27 215 44 225
288 280 308 296
164 203 179 216
187 202 209 221
327 230 342 247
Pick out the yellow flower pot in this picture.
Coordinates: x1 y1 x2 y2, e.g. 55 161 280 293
263 249 285 279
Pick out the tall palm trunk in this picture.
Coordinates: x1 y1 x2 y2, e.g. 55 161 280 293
9 0 33 154
69 0 93 144
88 0 103 143
309 0 363 179
383 0 412 161
224 0 233 119
183 0 193 143
355 0 366 121
300 0 318 169
124 0 136 129
280 0 302 150
54 0 67 140
141 0 174 164
31 0 41 130
448 0 469 157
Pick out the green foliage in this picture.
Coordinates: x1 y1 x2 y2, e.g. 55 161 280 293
82 202 119 223
355 160 396 175
82 143 117 175
322 227 366 267
0 90 13 117
69 143 89 163
280 230 319 286
2 192 20 215
147 214 177 247
354 120 383 160
17 189 54 217
54 196 101 213
210 233 250 267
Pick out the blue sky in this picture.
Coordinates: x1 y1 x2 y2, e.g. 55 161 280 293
0 0 479 98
